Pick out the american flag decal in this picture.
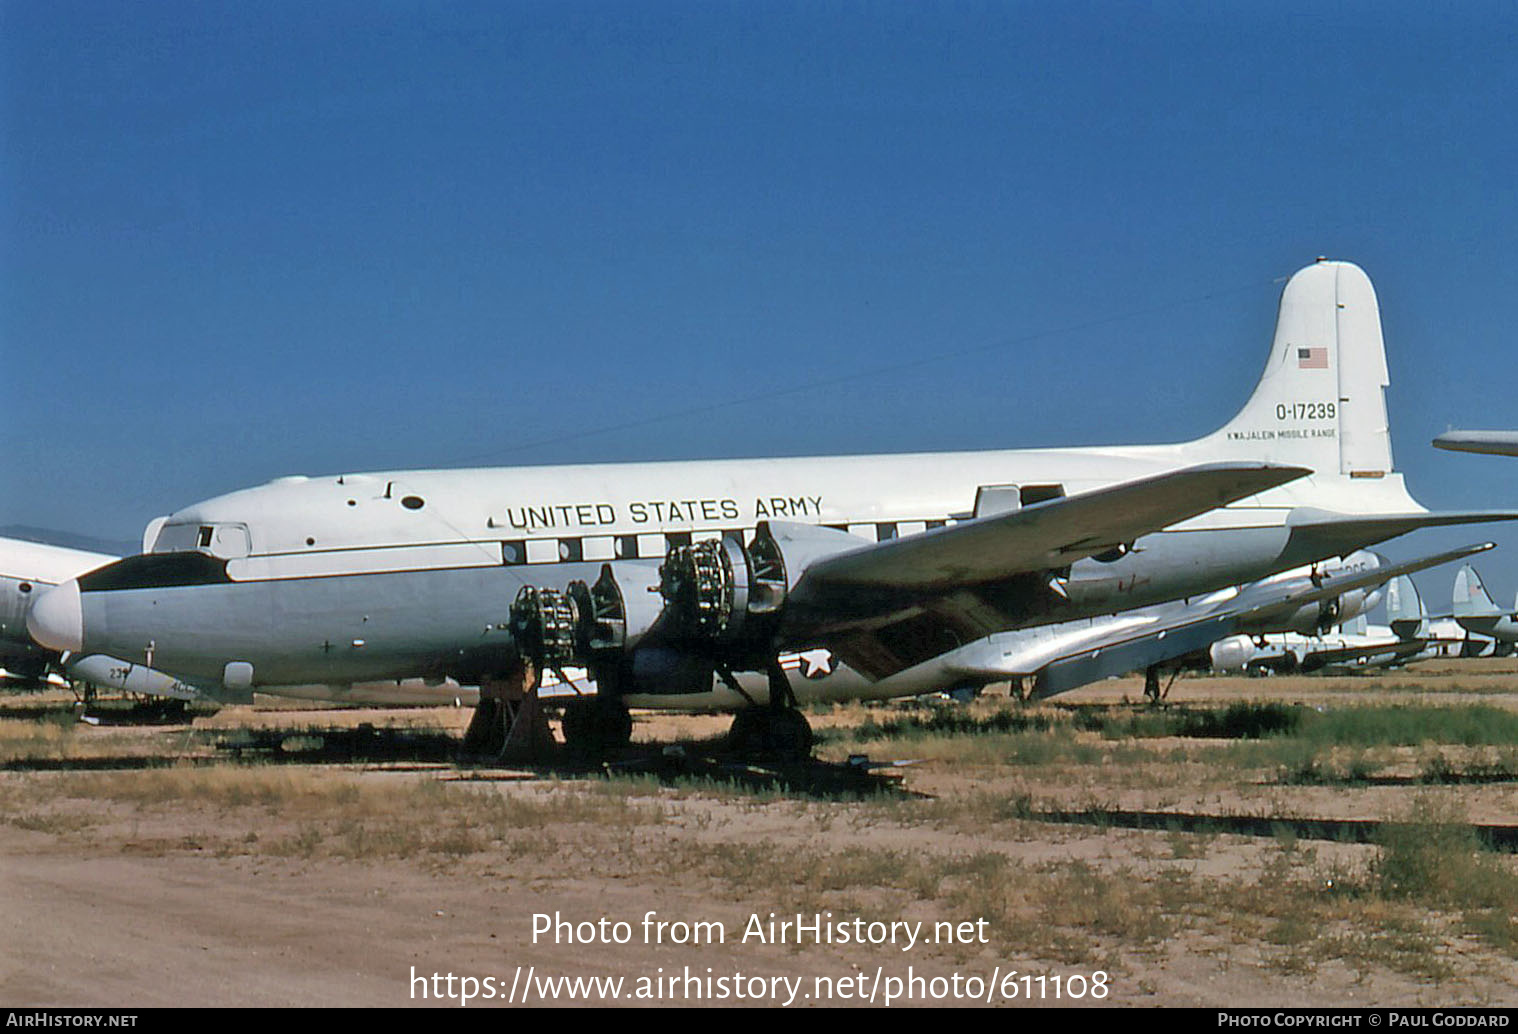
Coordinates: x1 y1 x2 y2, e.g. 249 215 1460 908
1297 346 1328 369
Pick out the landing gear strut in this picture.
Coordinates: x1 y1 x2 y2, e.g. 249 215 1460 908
1143 664 1178 704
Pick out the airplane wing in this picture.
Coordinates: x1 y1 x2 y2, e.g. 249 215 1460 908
948 541 1494 697
1433 431 1518 457
770 462 1309 676
795 462 1308 592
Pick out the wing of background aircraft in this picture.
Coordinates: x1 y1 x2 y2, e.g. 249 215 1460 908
1295 638 1429 673
1 536 117 686
946 541 1494 698
1433 431 1518 457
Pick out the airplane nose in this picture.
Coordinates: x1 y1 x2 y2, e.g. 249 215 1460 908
27 579 83 653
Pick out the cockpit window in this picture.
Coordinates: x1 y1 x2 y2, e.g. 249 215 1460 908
151 523 199 553
152 522 251 559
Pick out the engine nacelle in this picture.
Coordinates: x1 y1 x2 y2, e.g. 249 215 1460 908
507 522 869 695
1208 634 1256 672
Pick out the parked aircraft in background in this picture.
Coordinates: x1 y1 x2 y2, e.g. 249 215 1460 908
946 542 1490 700
1452 565 1518 646
1383 573 1494 662
29 260 1518 755
1434 431 1518 458
1 536 115 686
1231 617 1424 677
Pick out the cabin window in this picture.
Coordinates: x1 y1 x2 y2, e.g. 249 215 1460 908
582 536 615 561
524 540 559 564
501 541 525 565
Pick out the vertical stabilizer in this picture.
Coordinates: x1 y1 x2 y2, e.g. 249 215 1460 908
1453 565 1501 618
1386 575 1426 640
1200 260 1394 478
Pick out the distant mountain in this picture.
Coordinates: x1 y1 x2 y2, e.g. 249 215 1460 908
0 525 135 557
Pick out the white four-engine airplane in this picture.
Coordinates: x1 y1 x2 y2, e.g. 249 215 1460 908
26 260 1518 754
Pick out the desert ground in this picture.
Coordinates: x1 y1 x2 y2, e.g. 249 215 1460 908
5 659 1518 1008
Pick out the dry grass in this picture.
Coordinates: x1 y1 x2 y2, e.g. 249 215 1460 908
6 674 1518 997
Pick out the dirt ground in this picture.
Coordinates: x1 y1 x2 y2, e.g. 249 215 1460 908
4 660 1518 1008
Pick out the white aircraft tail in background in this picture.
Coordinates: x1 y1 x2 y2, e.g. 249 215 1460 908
1387 573 1493 660
1452 565 1518 645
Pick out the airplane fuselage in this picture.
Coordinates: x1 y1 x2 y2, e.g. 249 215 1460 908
33 259 1487 711
53 444 1417 703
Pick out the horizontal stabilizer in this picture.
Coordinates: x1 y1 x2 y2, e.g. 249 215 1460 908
1433 431 1518 457
1281 509 1518 565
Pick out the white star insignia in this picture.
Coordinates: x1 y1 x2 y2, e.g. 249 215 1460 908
798 649 835 680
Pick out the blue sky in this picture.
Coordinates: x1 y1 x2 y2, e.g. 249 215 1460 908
3 1 1517 604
